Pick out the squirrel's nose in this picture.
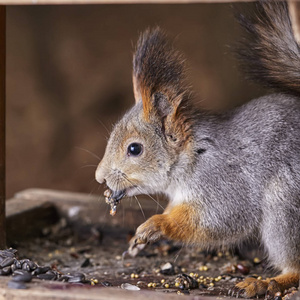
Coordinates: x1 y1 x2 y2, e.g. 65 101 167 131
95 162 106 184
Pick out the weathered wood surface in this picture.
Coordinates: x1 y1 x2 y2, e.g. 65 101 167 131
0 6 5 249
0 0 256 4
13 188 166 226
6 188 166 244
2 188 222 300
0 277 219 300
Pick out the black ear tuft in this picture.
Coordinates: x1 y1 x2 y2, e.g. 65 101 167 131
132 27 188 119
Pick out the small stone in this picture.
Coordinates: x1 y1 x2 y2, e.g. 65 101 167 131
121 283 140 291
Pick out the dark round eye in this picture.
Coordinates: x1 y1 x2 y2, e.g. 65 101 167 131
127 143 143 156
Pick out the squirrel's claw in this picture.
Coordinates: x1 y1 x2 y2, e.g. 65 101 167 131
230 277 269 298
127 216 164 256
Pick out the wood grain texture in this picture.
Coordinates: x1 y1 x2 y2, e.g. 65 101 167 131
0 0 255 5
0 6 5 249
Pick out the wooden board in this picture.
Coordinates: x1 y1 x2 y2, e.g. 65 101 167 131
0 276 217 300
6 188 166 244
0 0 255 5
2 188 226 300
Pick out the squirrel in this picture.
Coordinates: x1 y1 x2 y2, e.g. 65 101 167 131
95 1 300 298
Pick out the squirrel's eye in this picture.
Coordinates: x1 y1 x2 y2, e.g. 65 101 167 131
127 143 143 156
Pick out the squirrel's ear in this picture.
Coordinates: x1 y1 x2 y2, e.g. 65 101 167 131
132 28 190 120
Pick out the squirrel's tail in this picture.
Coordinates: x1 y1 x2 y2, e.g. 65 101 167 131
237 1 300 95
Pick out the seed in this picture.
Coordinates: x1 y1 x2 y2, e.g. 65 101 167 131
175 282 180 287
104 189 112 198
11 264 17 272
181 268 186 272
161 279 165 284
12 272 32 283
131 273 135 278
28 261 37 271
189 272 194 277
134 274 139 279
37 273 57 281
0 257 14 268
253 257 261 264
68 273 85 283
236 263 250 275
0 266 11 275
14 260 21 269
209 283 214 287
22 263 30 272
164 283 170 288
101 281 112 287
147 283 153 288
203 266 208 271
32 266 51 276
257 276 262 280
152 283 157 288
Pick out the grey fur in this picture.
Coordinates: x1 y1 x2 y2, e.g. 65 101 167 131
96 1 300 276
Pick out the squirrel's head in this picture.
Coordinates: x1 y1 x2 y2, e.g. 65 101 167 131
95 28 195 198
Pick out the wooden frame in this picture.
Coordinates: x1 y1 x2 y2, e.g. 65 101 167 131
0 6 4 249
0 0 300 249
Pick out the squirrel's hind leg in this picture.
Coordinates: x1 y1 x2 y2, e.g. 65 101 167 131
231 273 299 299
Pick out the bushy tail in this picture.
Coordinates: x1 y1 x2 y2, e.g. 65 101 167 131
237 1 300 95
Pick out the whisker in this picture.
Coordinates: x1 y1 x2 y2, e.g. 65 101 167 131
78 164 98 170
122 174 166 211
75 146 101 161
172 244 184 263
134 195 146 221
97 119 111 136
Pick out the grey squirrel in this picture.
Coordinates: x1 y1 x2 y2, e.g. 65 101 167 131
95 1 300 297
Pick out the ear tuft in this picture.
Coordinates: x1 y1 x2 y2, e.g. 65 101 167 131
132 28 188 119
132 28 194 147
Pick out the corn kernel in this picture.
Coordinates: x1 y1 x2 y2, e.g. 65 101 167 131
253 257 261 264
147 283 153 288
164 283 170 288
161 279 165 284
175 282 180 287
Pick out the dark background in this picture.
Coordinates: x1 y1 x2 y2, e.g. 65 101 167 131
6 3 263 198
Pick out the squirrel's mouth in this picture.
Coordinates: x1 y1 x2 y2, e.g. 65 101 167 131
104 185 140 216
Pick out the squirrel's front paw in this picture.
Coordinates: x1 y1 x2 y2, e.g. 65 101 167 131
128 215 164 256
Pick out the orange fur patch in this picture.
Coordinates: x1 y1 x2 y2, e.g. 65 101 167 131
149 203 200 243
235 273 299 297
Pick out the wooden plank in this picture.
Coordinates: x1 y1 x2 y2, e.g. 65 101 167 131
0 0 255 4
14 188 166 228
0 277 220 300
0 6 5 249
5 188 166 244
6 200 59 245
